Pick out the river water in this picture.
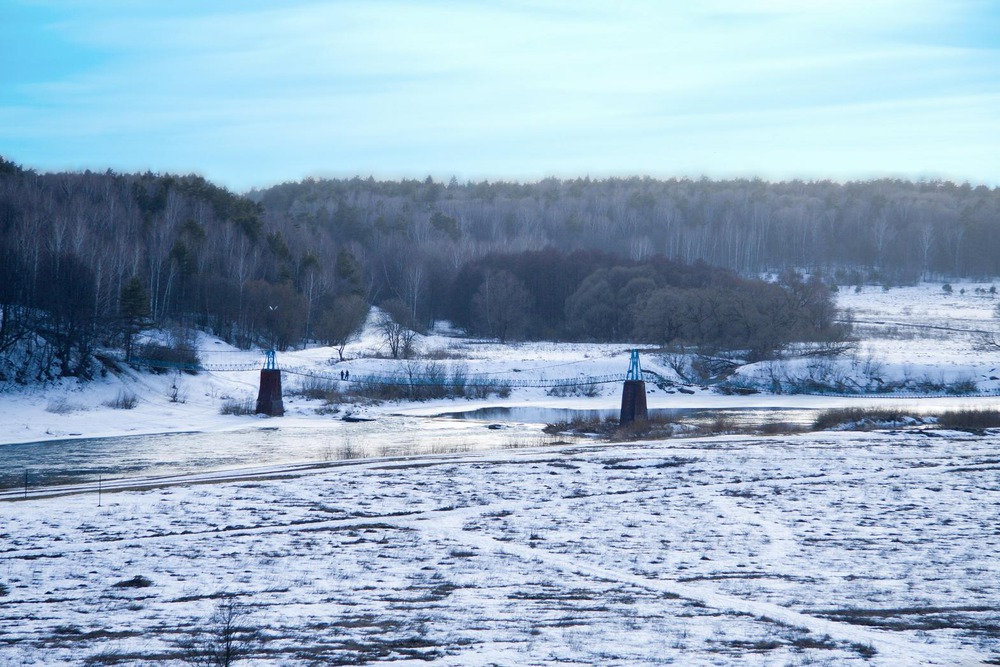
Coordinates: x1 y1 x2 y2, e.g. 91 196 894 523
1 406 825 491
0 414 560 491
436 405 818 427
9 394 998 493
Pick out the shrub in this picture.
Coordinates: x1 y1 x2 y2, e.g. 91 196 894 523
945 377 978 395
757 420 804 435
135 341 201 374
180 596 260 667
543 417 606 436
916 375 947 393
104 389 139 410
544 416 679 441
813 407 917 431
936 409 1000 431
852 642 878 658
352 379 410 401
348 370 511 402
83 648 130 666
450 364 468 395
407 361 449 400
613 416 678 441
335 439 365 460
547 382 601 398
220 398 255 416
45 397 84 414
814 406 1000 432
703 413 735 435
295 376 341 402
45 396 87 415
168 374 187 404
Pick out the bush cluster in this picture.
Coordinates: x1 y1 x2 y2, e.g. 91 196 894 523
812 407 917 431
352 375 511 402
135 341 201 373
813 407 1000 432
219 398 255 416
103 390 139 410
936 409 1000 431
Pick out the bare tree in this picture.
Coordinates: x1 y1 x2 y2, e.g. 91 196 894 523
183 596 259 667
378 299 417 359
918 221 935 279
316 294 369 361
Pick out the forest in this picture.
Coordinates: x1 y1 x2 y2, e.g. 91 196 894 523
2 154 997 381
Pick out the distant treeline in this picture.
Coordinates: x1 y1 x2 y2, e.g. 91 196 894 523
3 155 990 379
252 173 1000 283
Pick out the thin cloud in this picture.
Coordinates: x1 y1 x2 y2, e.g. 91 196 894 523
0 0 996 189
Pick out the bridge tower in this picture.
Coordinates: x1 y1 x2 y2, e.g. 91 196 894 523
619 350 647 425
255 350 284 416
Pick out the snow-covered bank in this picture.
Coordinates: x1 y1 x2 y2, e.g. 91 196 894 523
4 281 1000 447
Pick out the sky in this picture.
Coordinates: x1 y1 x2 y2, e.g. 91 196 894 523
1 0 998 192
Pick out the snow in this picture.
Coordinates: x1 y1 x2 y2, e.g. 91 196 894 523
2 283 1000 664
836 282 1000 380
6 284 1000 448
3 285 1000 448
2 431 998 664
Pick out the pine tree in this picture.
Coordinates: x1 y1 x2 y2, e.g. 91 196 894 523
120 277 150 361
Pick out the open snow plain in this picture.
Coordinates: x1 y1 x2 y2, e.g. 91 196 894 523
3 283 1000 664
3 430 999 665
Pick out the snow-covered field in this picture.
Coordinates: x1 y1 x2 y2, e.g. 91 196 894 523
3 429 999 665
726 282 1000 396
821 283 1000 386
3 282 1000 665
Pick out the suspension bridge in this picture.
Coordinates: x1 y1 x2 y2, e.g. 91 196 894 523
120 350 651 388
120 342 1000 409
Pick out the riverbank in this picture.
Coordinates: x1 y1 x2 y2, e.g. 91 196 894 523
3 281 1000 447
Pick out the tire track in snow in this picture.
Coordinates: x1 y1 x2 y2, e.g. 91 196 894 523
421 510 986 666
3 444 995 560
3 443 993 663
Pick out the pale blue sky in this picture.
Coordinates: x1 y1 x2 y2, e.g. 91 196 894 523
2 0 998 191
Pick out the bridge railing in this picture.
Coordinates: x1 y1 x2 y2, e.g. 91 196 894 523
281 366 628 388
